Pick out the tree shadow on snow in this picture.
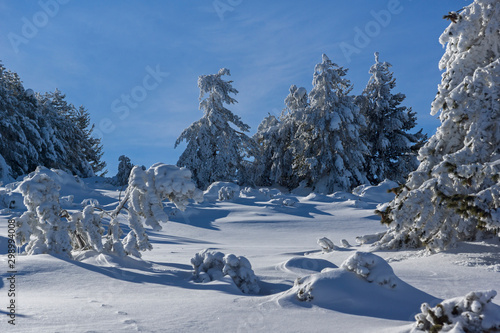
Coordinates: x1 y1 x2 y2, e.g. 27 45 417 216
60 255 261 297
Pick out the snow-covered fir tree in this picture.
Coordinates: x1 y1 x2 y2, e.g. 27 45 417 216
377 0 500 251
358 52 426 184
115 155 134 186
293 54 369 193
275 85 309 188
252 113 281 186
175 68 253 189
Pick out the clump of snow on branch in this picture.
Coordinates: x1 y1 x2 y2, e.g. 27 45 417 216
191 249 260 294
412 290 500 332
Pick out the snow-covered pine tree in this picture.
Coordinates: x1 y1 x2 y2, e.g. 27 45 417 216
293 54 369 193
252 114 281 186
359 52 426 184
115 155 134 186
377 0 500 251
252 84 308 188
0 62 106 179
175 68 253 189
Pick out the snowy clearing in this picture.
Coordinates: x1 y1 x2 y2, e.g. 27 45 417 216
1 178 499 332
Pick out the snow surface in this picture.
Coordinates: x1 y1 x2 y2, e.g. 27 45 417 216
1 177 500 332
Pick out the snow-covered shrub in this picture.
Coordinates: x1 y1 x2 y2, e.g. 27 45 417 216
341 252 397 289
223 254 260 294
218 186 236 201
113 164 203 257
377 0 500 251
69 205 105 252
317 237 335 252
191 249 226 282
340 239 351 248
191 249 260 294
258 188 281 199
412 290 500 332
203 182 240 202
103 217 126 257
14 167 72 256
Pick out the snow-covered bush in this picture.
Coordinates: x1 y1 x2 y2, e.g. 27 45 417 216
14 167 72 256
69 205 105 252
341 252 397 289
223 254 260 294
191 249 260 294
218 186 236 201
191 249 226 282
377 0 500 251
112 164 203 257
14 164 202 259
203 182 240 202
317 237 335 252
412 290 500 332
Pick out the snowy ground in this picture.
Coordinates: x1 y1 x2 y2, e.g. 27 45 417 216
1 179 500 332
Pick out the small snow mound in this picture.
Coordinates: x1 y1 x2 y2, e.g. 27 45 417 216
317 237 335 252
341 252 398 289
352 179 399 203
278 252 436 320
413 290 500 332
268 196 299 207
282 257 337 275
355 231 386 245
341 239 351 248
204 182 240 202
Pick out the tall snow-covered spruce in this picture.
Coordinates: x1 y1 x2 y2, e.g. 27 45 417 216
175 68 253 189
293 54 369 193
377 0 500 251
358 52 425 184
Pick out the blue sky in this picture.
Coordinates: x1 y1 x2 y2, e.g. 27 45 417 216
0 0 465 174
